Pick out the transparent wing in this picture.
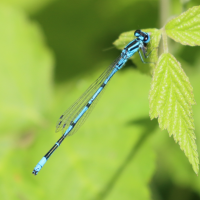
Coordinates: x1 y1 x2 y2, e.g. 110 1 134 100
66 80 108 136
55 56 121 135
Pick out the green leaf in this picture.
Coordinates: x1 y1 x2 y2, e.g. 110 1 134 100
149 53 199 174
113 29 161 75
0 0 55 14
165 6 200 46
0 5 53 134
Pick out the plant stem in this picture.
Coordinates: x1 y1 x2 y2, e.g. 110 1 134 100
162 29 168 53
160 0 170 27
160 0 170 54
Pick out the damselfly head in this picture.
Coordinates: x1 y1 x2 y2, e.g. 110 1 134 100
134 30 150 44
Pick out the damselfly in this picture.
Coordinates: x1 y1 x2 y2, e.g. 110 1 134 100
32 30 152 175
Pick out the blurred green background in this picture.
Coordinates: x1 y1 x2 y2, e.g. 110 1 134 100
0 0 200 199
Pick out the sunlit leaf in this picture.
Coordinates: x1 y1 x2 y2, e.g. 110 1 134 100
0 5 53 134
149 53 199 174
165 6 200 46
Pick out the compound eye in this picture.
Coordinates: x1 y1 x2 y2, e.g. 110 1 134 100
144 36 148 41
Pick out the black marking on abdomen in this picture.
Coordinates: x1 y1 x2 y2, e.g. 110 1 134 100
57 135 65 144
86 103 91 108
63 123 66 128
58 121 62 125
70 121 76 127
45 144 58 159
101 83 106 88
117 63 123 68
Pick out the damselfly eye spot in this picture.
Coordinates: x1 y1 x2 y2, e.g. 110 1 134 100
143 34 150 43
144 36 148 41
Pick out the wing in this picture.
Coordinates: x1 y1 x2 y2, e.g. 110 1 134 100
55 56 121 136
